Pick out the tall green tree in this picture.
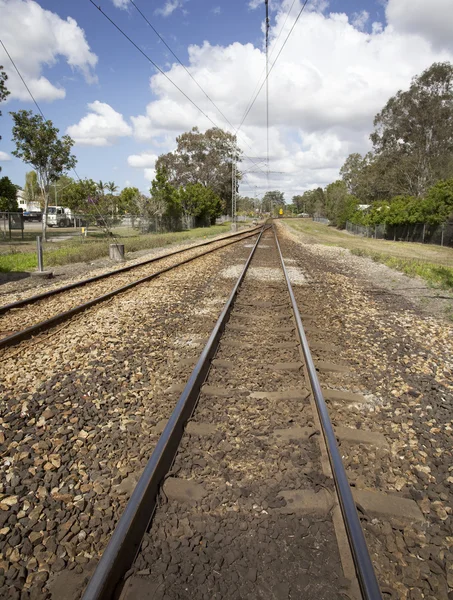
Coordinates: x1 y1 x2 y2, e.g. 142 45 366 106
155 127 241 213
10 110 77 240
0 66 10 173
371 62 453 197
59 178 98 212
119 186 140 214
179 183 222 225
150 167 181 223
0 176 18 211
24 171 41 207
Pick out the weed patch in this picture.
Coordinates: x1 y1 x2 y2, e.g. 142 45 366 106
350 248 453 290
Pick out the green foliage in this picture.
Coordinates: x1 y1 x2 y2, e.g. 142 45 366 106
179 183 222 224
156 127 241 213
119 186 140 213
150 167 181 220
350 249 453 290
371 62 453 198
0 176 18 205
24 171 41 206
10 110 77 240
425 178 453 223
60 178 98 212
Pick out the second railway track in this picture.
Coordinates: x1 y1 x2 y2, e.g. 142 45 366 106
0 226 263 350
81 225 381 600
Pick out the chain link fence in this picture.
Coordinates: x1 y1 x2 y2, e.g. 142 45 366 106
313 217 331 225
346 220 453 247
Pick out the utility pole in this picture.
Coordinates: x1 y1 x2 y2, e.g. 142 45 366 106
265 0 270 215
231 159 237 231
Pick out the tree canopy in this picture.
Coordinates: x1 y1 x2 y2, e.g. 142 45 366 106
10 110 77 240
0 176 18 211
155 127 241 214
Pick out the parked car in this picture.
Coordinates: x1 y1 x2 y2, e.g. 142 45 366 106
23 211 42 222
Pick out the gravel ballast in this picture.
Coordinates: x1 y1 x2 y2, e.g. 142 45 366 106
277 222 453 600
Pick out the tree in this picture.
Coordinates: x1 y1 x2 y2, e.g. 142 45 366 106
105 181 118 195
156 127 241 213
48 174 74 206
10 110 77 240
24 171 41 207
371 62 453 197
179 184 222 225
0 66 10 173
97 181 106 196
59 178 98 212
0 176 18 211
262 190 285 214
119 186 140 214
150 167 181 225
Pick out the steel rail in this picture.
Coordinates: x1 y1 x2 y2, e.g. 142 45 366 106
273 225 382 600
81 227 266 600
0 228 265 352
0 225 263 316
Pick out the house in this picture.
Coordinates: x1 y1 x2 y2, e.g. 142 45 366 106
17 189 41 212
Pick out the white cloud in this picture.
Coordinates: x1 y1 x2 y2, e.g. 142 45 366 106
129 0 453 197
127 153 158 168
0 151 11 161
352 10 369 31
386 0 453 51
67 101 132 146
144 168 156 181
212 6 221 15
0 0 98 102
155 0 182 17
112 0 129 8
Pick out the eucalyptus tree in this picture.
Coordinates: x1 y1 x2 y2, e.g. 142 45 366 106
10 110 76 240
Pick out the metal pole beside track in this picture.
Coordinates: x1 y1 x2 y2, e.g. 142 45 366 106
272 225 382 600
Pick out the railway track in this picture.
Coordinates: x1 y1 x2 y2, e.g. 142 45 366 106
80 226 382 600
0 226 263 351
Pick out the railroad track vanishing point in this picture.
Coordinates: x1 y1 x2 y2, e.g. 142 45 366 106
0 225 263 351
81 225 384 600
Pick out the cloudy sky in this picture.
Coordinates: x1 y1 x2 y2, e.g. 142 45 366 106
1 0 453 201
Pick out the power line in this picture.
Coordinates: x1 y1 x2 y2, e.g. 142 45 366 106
237 0 310 134
235 0 297 137
265 0 270 199
0 39 45 119
90 0 267 175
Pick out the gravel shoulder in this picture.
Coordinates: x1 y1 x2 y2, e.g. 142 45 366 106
282 221 453 323
277 221 453 600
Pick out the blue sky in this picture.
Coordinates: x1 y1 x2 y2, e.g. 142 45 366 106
1 0 452 199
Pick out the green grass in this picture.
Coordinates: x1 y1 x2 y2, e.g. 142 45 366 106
0 224 234 273
283 218 453 291
350 249 453 290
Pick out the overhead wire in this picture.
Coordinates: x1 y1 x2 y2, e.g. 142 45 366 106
236 0 310 135
89 0 267 176
0 39 45 119
236 0 297 132
0 38 120 243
